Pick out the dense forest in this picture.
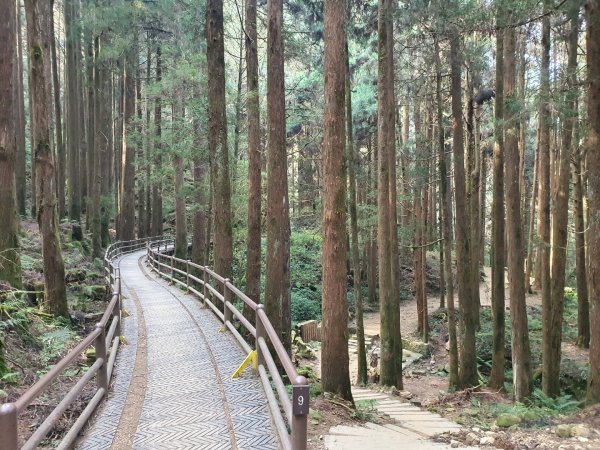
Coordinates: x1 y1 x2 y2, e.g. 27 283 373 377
1 0 600 440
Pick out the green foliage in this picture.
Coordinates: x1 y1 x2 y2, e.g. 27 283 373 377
39 327 77 365
290 231 323 324
351 399 378 421
530 389 582 415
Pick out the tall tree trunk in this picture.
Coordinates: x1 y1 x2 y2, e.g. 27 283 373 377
377 0 402 389
538 0 553 397
99 40 111 248
207 0 233 293
25 0 68 317
0 0 22 288
414 100 426 337
450 31 477 389
347 81 368 387
50 0 65 218
321 0 352 400
504 25 532 401
524 148 539 293
118 42 136 241
137 63 145 239
543 2 578 398
65 0 80 222
244 0 261 312
15 0 27 217
265 0 291 352
435 37 458 389
573 139 589 348
585 0 600 406
173 102 187 259
488 21 505 391
90 36 101 258
85 38 94 225
151 46 163 237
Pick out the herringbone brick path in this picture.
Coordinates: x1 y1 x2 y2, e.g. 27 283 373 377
77 251 278 450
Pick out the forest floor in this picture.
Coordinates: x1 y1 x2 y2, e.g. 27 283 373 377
303 264 599 450
0 220 108 446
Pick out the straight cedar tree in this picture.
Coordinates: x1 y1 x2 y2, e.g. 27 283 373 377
207 0 233 284
24 0 68 317
173 101 187 260
321 0 353 401
245 0 262 310
50 0 65 218
119 44 136 241
377 0 402 389
450 31 477 389
543 1 578 398
347 39 368 385
0 0 22 288
65 0 80 222
265 0 292 352
151 46 163 238
488 20 505 391
504 25 532 401
91 36 102 259
538 0 553 398
434 35 458 390
15 0 27 217
586 0 600 406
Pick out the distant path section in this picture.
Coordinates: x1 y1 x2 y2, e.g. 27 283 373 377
77 250 278 450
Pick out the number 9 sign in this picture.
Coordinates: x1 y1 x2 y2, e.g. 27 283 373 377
292 385 309 415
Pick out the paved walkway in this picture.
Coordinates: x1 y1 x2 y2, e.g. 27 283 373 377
78 250 278 450
324 387 478 449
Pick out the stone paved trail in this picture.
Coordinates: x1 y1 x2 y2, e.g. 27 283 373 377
77 250 278 450
324 387 478 450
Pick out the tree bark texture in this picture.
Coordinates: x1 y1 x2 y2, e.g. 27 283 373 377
207 0 233 286
450 33 477 389
25 0 68 317
585 0 600 406
0 0 22 288
489 24 505 391
377 0 402 389
504 26 531 401
245 0 262 311
151 46 163 237
321 0 352 400
265 0 292 352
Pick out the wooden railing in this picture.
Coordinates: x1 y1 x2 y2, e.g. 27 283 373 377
0 236 152 450
147 239 310 450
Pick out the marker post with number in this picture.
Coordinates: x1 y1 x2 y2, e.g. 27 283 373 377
292 379 309 450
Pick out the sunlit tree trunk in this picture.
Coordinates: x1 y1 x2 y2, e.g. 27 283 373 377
489 22 505 391
450 30 477 389
504 25 531 401
151 45 163 237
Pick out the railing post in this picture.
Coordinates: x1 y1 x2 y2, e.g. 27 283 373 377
291 376 309 450
0 403 18 450
186 260 190 291
202 268 208 305
170 255 174 281
114 268 122 337
223 280 232 324
94 323 108 390
255 305 265 369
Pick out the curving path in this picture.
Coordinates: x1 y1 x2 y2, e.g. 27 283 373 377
77 250 278 450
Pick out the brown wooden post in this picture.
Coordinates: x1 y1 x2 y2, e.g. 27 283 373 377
0 403 18 450
94 323 108 390
255 304 266 367
223 280 233 324
291 375 309 450
170 255 174 281
115 268 122 336
202 268 208 305
186 259 190 291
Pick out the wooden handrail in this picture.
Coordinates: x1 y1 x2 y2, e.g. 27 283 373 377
146 239 309 450
0 236 155 450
